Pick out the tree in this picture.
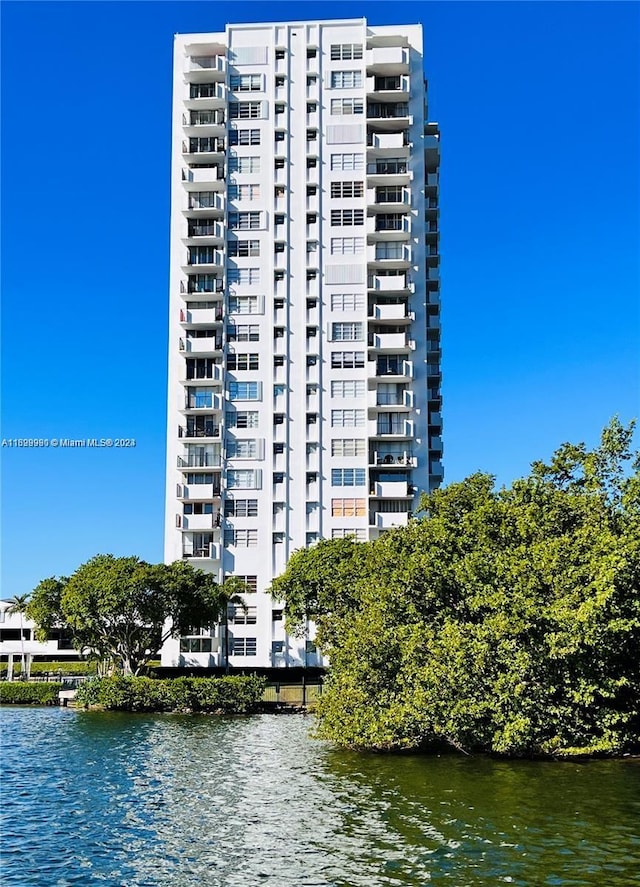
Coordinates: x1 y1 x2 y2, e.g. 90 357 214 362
6 594 30 677
271 420 640 756
219 577 249 674
27 556 225 675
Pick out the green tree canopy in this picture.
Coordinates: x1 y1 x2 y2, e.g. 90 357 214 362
27 556 225 675
271 419 640 756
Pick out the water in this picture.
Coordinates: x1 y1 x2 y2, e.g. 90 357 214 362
1 707 639 886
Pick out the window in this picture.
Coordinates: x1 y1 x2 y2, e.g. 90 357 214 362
330 237 364 255
307 129 318 141
376 213 404 232
190 83 220 99
330 71 363 89
330 98 364 115
183 502 214 515
228 183 261 201
307 74 317 85
275 130 286 142
231 637 257 656
275 48 286 60
188 246 219 265
330 44 363 60
228 211 261 230
227 469 262 489
331 409 365 427
307 102 317 113
224 574 258 593
330 292 365 312
273 532 285 543
306 157 317 168
376 242 406 260
376 186 404 203
185 472 216 484
332 468 366 486
332 528 367 541
331 438 365 457
229 605 257 625
229 156 261 174
275 75 286 87
273 442 285 454
275 103 286 114
228 128 261 146
330 209 364 227
331 380 365 398
229 74 262 91
227 324 259 342
273 355 285 367
226 437 260 460
272 609 284 621
227 267 260 285
228 382 261 401
224 499 258 518
227 240 260 258
331 498 366 517
330 153 364 171
330 181 364 199
229 102 263 119
226 410 259 429
189 191 217 209
228 295 262 314
332 321 364 341
376 413 410 435
227 353 259 371
331 351 365 369
307 47 317 58
180 635 214 653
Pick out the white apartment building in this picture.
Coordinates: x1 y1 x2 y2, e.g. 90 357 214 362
163 18 442 670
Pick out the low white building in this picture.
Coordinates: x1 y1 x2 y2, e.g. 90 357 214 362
0 600 80 679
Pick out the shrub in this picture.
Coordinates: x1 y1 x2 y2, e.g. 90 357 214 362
75 675 267 713
0 661 96 678
0 682 62 705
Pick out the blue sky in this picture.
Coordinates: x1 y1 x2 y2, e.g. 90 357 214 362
1 1 638 595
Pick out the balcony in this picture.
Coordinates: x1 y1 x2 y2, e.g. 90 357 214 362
367 274 415 295
429 411 443 428
179 306 223 326
366 74 410 100
366 159 411 186
182 110 226 137
370 450 415 468
367 187 410 211
367 131 408 152
429 435 443 454
368 215 410 240
181 166 225 188
430 460 444 479
177 483 221 501
182 252 225 273
369 304 415 321
367 243 411 268
177 454 222 469
370 480 409 498
368 388 412 409
184 82 225 109
182 139 226 160
370 511 409 529
178 424 221 439
187 55 226 77
182 276 224 296
179 513 220 531
181 392 223 412
366 46 409 73
182 542 221 561
367 104 412 131
179 337 223 356
370 357 413 379
184 222 225 246
368 332 414 351
370 418 413 438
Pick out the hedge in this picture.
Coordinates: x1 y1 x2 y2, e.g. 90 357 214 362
75 675 267 713
0 661 97 678
0 682 62 705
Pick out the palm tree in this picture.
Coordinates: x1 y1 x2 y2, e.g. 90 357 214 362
7 594 30 679
220 578 249 675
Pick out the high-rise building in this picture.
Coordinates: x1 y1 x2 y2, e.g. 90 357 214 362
163 18 442 669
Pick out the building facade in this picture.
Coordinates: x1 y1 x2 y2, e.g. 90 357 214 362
163 18 442 669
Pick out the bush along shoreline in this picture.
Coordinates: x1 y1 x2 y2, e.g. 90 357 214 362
74 675 268 713
0 682 63 705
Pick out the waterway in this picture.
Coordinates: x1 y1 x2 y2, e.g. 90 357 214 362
1 707 639 886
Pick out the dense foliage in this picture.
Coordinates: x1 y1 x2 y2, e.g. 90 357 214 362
75 675 267 713
272 420 640 756
0 682 62 705
0 660 98 678
27 556 225 675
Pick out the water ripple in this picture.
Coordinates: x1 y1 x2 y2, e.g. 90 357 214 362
1 707 639 886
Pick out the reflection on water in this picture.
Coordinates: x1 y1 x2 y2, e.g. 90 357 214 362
2 707 639 886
